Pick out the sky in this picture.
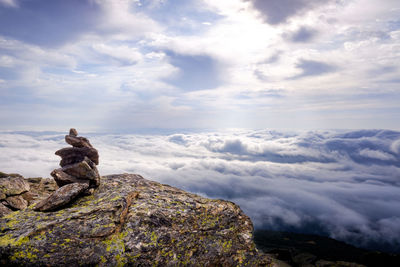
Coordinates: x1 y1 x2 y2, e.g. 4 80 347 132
1 129 400 253
0 0 399 131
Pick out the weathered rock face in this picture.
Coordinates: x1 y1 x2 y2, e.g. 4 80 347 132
0 173 57 217
0 175 30 198
34 128 100 212
0 174 30 217
0 174 273 266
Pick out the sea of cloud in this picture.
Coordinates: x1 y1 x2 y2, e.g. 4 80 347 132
1 129 400 252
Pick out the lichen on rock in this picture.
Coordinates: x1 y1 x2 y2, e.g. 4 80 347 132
0 174 274 266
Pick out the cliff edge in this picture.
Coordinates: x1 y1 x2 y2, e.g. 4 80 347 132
0 173 273 266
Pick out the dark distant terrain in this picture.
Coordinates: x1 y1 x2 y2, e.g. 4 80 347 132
254 230 400 267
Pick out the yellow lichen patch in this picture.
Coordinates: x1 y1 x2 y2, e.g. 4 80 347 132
0 234 29 247
115 253 126 267
11 250 38 262
222 240 233 253
33 233 46 241
150 231 157 245
100 231 130 267
103 231 127 253
100 255 107 263
3 210 20 219
109 195 122 202
234 250 247 265
5 218 20 228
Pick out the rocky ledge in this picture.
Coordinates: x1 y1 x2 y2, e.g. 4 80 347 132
0 173 273 266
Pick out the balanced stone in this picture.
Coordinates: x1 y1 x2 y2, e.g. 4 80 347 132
35 128 101 212
65 135 93 148
56 147 99 166
60 157 100 187
51 169 90 187
69 128 78 136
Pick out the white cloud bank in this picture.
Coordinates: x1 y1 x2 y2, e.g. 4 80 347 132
1 129 400 253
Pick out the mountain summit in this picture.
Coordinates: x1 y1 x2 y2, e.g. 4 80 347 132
0 173 272 266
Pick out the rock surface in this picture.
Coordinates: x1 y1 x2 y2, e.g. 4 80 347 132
0 174 33 217
0 176 30 198
0 174 273 266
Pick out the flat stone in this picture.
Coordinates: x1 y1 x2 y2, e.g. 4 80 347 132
51 169 90 187
61 158 100 185
0 202 11 217
5 195 28 210
33 183 89 212
69 128 78 137
0 177 30 197
56 147 99 166
65 135 93 148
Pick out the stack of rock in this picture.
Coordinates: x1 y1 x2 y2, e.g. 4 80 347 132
34 128 100 211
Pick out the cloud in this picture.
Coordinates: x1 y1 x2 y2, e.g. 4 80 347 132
0 0 160 47
290 59 337 79
0 0 399 131
0 0 18 8
286 26 318 42
245 0 333 24
1 129 400 253
359 148 396 161
163 51 221 91
91 43 143 66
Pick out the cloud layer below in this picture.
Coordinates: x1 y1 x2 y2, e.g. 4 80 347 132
1 129 399 253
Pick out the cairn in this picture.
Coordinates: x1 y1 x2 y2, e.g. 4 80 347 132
34 128 100 211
